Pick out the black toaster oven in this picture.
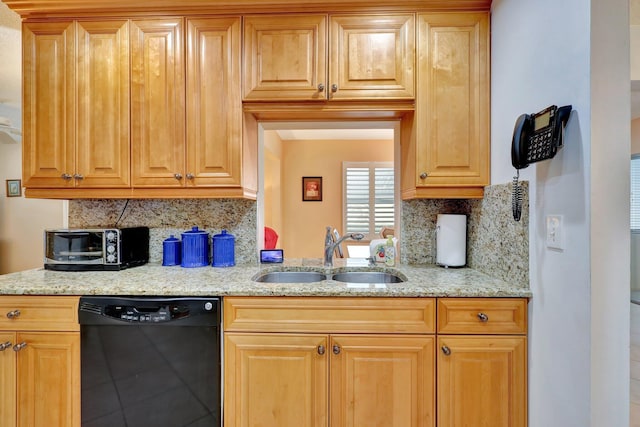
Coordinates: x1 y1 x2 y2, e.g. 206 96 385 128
44 227 149 271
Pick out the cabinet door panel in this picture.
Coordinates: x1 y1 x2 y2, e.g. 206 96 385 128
0 332 16 427
330 14 415 100
186 17 242 186
330 334 435 427
224 333 328 427
16 332 80 427
415 13 489 187
131 18 185 187
243 15 327 101
76 20 130 187
437 336 527 427
22 21 75 188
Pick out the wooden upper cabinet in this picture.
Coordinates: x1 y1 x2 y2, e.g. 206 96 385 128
131 17 244 189
402 13 489 199
329 14 415 100
130 18 186 187
243 15 327 101
76 20 130 188
186 17 243 187
242 13 414 101
22 21 75 188
23 20 130 189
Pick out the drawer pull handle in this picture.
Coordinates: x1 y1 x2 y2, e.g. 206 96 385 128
441 345 451 356
317 345 325 355
174 173 183 180
318 83 325 92
332 345 341 355
331 84 338 93
0 341 12 351
6 310 20 319
477 312 489 322
13 342 27 352
420 172 428 179
186 173 195 180
61 173 73 180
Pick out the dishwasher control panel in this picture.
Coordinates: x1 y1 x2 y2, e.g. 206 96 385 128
78 297 221 326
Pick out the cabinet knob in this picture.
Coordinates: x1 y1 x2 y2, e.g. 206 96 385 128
331 84 338 93
477 312 489 322
318 83 325 92
0 341 12 351
441 345 451 356
73 174 84 180
61 173 72 180
13 342 27 352
174 173 183 180
332 345 341 355
419 172 428 179
317 345 325 355
186 173 195 180
6 309 20 319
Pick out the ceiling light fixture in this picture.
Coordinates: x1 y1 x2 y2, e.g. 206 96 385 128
0 116 21 143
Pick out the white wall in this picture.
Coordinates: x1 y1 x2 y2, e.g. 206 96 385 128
491 0 630 425
0 3 64 274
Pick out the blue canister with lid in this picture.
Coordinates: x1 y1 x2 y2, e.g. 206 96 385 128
212 229 235 267
162 235 181 266
181 226 209 268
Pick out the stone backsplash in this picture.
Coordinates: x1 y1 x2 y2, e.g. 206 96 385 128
68 199 257 265
68 181 528 287
400 181 529 288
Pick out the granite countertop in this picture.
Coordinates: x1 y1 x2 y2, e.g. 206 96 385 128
0 258 531 298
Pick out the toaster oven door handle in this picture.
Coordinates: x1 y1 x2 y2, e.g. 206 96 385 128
57 251 104 257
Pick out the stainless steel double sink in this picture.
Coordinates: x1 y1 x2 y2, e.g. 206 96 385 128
253 270 405 284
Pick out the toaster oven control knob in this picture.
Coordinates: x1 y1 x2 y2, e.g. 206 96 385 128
107 254 116 263
107 245 116 254
106 231 116 241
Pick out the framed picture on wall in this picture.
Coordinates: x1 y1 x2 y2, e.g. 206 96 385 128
302 176 322 201
5 179 21 197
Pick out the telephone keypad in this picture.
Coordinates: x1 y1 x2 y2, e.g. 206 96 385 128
526 129 555 163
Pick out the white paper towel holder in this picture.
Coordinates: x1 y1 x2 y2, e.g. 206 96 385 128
435 214 467 268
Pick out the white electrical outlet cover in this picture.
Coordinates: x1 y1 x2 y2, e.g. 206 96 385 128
546 215 564 250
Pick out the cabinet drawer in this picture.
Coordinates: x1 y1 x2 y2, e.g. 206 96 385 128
224 297 435 334
0 296 79 332
437 298 527 335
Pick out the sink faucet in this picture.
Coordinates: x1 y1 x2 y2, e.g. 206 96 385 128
324 226 364 267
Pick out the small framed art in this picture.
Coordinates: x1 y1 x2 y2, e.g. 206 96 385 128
6 179 21 197
302 176 322 202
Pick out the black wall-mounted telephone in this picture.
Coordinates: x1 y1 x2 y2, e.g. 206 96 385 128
511 104 572 221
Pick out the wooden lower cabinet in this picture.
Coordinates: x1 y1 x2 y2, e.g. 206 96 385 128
437 336 527 427
224 333 328 427
224 332 434 427
224 296 528 427
0 296 80 427
330 334 434 427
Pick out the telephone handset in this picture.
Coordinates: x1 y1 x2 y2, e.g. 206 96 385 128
511 104 572 221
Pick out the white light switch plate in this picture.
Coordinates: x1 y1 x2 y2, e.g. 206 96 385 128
546 215 564 250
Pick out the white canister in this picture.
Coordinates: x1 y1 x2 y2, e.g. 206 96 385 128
436 214 467 267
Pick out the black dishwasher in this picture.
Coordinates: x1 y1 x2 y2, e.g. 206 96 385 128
78 296 221 427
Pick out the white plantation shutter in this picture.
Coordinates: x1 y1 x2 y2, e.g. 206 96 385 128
632 155 640 231
344 162 394 239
